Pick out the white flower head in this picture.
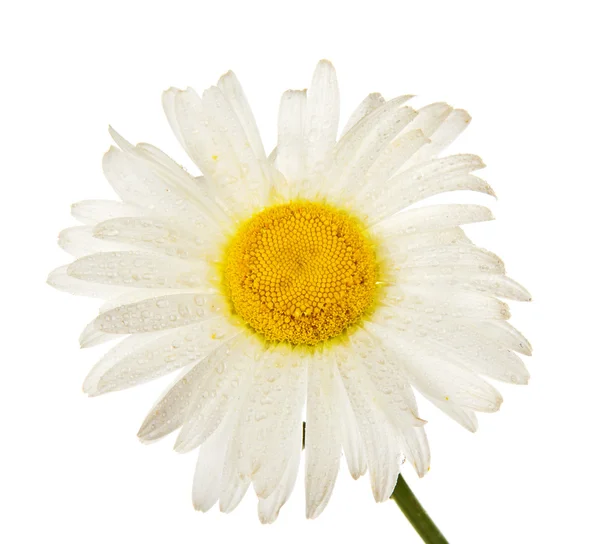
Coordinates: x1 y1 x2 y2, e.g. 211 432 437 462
49 60 531 523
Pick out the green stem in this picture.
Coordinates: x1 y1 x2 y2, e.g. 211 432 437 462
391 473 449 544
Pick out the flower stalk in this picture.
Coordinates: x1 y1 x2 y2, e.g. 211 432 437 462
391 473 449 544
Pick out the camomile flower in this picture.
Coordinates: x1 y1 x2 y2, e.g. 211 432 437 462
48 60 531 530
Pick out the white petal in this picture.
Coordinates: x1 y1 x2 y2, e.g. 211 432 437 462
383 228 470 262
276 90 307 193
79 325 119 349
163 87 214 174
398 245 506 274
84 330 168 393
372 322 503 413
258 425 302 524
424 394 478 432
465 274 531 301
109 128 229 223
375 305 531 356
98 288 192 313
424 321 529 384
379 314 529 385
219 425 251 513
102 146 217 221
58 226 133 257
402 108 472 170
375 204 493 236
389 270 531 301
411 356 503 413
83 318 238 396
335 347 403 501
337 374 367 480
448 334 529 385
135 143 207 193
236 344 307 499
349 329 423 428
368 173 492 226
80 314 169 349
67 251 210 290
340 93 385 138
305 60 340 178
363 129 429 190
123 147 230 227
351 328 430 476
217 70 267 162
47 265 130 299
107 125 136 152
220 477 251 514
93 216 221 259
331 97 416 197
71 200 144 226
136 336 241 443
401 102 452 139
161 87 188 156
174 335 263 453
474 320 532 356
404 273 530 301
192 420 231 512
385 284 511 321
200 86 270 207
165 86 268 215
361 155 492 225
400 426 430 477
304 351 342 519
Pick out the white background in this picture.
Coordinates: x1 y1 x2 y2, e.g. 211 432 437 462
1 1 598 543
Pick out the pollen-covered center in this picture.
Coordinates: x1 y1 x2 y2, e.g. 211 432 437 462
223 201 377 345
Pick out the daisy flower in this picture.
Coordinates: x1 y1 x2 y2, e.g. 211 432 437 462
48 60 531 528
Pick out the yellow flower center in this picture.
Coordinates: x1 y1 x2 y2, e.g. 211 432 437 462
223 201 378 345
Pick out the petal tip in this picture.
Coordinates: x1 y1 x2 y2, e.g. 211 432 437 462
136 427 152 443
46 269 59 287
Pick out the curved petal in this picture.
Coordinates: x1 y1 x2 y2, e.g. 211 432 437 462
330 97 416 198
47 265 130 299
93 216 222 259
58 226 133 257
369 322 503 413
192 420 231 512
335 346 409 500
305 60 340 179
424 393 479 432
397 245 506 274
67 251 211 290
474 320 532 356
71 199 144 226
276 89 307 195
136 335 241 443
402 108 472 170
340 93 385 138
374 204 493 236
217 70 267 163
219 424 251 513
83 318 238 396
257 424 302 523
236 344 307 500
360 155 493 225
349 329 423 428
363 129 429 190
102 146 220 222
384 284 511 321
174 334 264 452
401 102 453 139
337 373 367 480
304 351 342 519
